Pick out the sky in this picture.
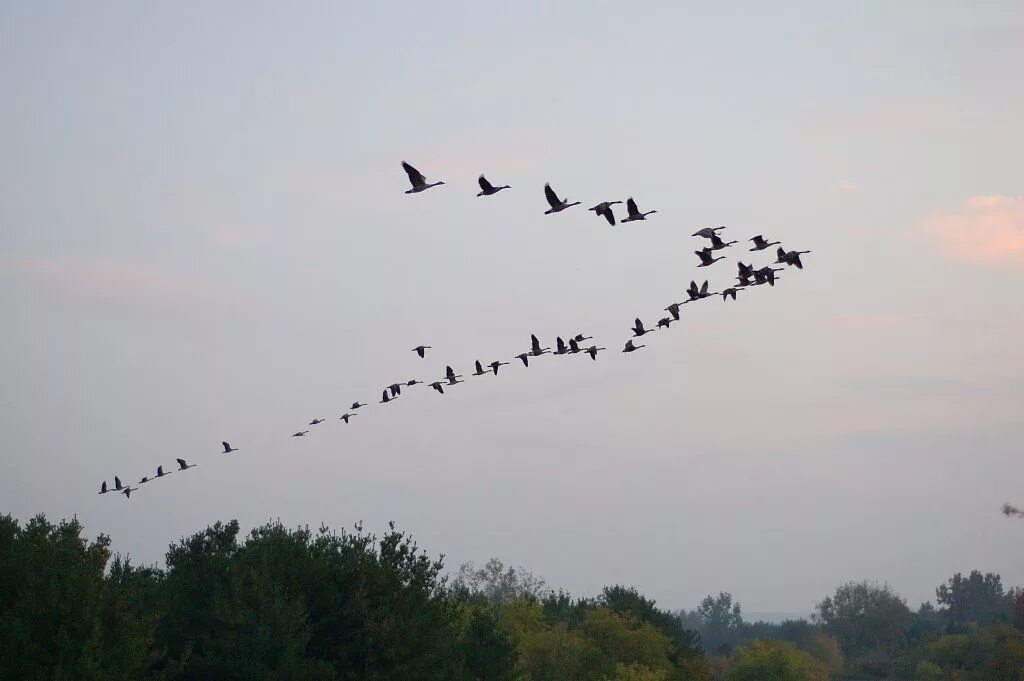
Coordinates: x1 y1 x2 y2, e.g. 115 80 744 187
1 1 1023 616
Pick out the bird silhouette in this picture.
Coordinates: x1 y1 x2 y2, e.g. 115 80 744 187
709 233 736 250
155 465 169 479
445 365 462 381
340 413 356 423
515 353 530 367
692 226 726 239
722 287 741 301
351 401 365 410
380 390 394 404
222 441 238 453
388 383 402 398
472 360 489 376
477 175 510 196
585 345 606 360
696 247 725 267
749 235 780 251
553 337 570 355
406 379 423 387
309 418 325 425
430 381 445 394
402 161 444 193
176 458 197 471
543 183 581 214
413 345 431 358
529 334 551 356
665 303 683 321
589 201 622 225
657 317 673 329
631 318 655 337
293 430 310 437
99 481 109 495
489 360 509 375
623 340 646 353
620 197 657 222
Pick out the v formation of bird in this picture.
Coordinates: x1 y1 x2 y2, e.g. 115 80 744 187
97 161 810 500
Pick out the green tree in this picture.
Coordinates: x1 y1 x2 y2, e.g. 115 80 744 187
696 592 744 655
727 640 827 681
936 571 1013 630
815 580 911 676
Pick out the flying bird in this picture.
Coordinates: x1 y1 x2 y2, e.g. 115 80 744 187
388 383 402 398
631 318 655 337
99 481 110 495
568 338 583 354
405 379 423 387
665 303 682 321
121 486 137 499
222 441 238 453
754 267 782 286
176 458 197 471
473 360 489 376
780 248 812 269
309 418 325 425
477 175 510 196
413 345 431 358
722 287 741 301
709 233 737 250
445 365 462 381
489 360 509 375
589 201 622 225
657 317 673 329
553 337 570 355
113 476 124 491
351 401 365 410
515 353 530 367
529 334 551 356
430 381 445 394
543 183 581 214
693 226 726 239
155 465 169 479
585 345 606 360
623 340 646 353
402 161 444 193
446 375 464 386
573 333 592 342
620 197 657 223
293 430 310 437
685 280 716 301
696 247 725 267
340 413 356 423
138 475 151 485
749 235 780 251
380 390 393 404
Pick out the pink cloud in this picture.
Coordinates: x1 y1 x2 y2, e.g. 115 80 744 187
918 195 1024 267
12 257 230 307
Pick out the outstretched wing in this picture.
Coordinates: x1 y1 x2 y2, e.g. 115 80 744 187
626 198 638 216
402 161 426 188
478 175 494 192
544 183 560 209
222 441 231 452
599 206 615 225
700 281 709 294
176 458 186 468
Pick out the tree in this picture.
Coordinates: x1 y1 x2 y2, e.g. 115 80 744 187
936 571 1012 630
727 640 827 681
815 581 911 676
451 558 548 607
696 592 744 655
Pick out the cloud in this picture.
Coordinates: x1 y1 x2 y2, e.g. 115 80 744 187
834 314 913 329
829 179 860 193
11 257 230 307
918 195 1024 267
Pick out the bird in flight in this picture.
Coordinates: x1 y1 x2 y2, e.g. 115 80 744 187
657 317 674 330
685 280 716 301
543 183 581 214
623 339 646 353
665 303 682 321
778 247 812 269
222 441 238 453
430 381 445 394
293 430 310 437
477 175 510 196
709 233 736 250
515 353 531 367
749 235 780 251
620 197 657 223
693 226 726 239
472 360 489 376
585 345 606 360
402 161 444 194
176 458 197 471
529 334 551 356
351 401 365 410
589 200 622 225
121 486 137 499
489 360 509 375
722 287 741 301
155 465 169 479
309 418 325 425
553 337 570 355
568 338 583 354
631 318 655 337
445 365 462 382
380 390 394 404
573 333 592 343
388 383 402 398
413 345 431 358
340 413 356 423
406 379 423 387
99 481 110 495
696 247 725 267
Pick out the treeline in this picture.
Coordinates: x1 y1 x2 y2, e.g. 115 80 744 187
1 514 1022 680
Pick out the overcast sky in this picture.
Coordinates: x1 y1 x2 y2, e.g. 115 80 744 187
2 1 1023 615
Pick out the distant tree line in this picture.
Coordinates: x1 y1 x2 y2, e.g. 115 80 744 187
2 513 1022 680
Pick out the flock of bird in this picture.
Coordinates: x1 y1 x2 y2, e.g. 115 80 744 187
97 161 811 500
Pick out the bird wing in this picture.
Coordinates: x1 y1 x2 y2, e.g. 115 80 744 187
634 318 644 332
626 198 638 216
777 246 787 259
478 175 494 192
600 206 615 225
700 281 709 294
544 183 560 208
475 360 483 373
402 161 425 187
176 458 186 468
222 441 230 452
556 337 566 352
